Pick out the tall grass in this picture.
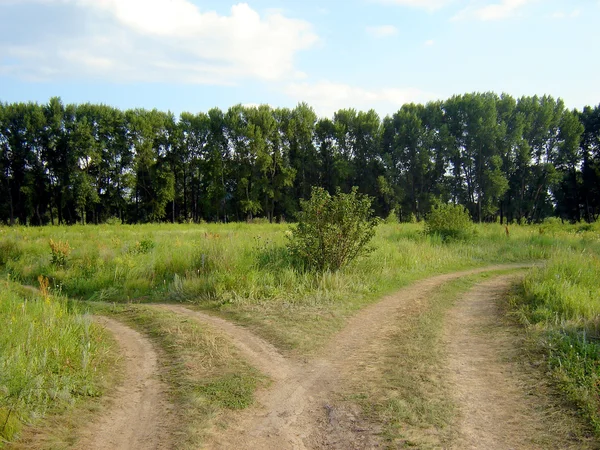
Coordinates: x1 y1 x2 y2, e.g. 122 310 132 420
514 230 600 433
0 280 111 444
0 222 564 302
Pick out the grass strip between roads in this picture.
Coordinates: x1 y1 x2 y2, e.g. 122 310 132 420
91 302 266 450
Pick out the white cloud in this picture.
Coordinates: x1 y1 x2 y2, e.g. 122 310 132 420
375 0 453 11
424 39 435 46
366 25 399 38
453 0 537 21
284 81 439 117
0 0 318 84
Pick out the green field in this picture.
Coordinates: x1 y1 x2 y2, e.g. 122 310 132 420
1 221 600 446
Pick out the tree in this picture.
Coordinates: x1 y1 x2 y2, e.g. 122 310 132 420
579 105 600 222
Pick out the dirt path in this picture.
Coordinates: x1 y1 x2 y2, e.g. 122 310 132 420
156 264 531 449
74 317 174 450
444 275 593 449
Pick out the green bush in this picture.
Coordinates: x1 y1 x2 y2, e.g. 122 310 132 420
424 203 473 241
286 187 380 272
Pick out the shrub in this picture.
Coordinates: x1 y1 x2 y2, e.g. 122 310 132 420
424 203 473 241
385 208 399 224
287 187 380 272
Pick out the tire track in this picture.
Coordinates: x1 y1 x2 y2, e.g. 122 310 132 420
74 317 174 450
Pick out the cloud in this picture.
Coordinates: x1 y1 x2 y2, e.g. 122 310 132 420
366 25 399 38
374 0 453 11
0 0 318 84
453 0 537 21
424 39 435 46
284 81 439 117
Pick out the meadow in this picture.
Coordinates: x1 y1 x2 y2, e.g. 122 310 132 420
1 220 600 446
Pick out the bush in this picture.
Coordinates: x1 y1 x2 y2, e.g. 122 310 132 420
424 203 473 241
287 187 380 272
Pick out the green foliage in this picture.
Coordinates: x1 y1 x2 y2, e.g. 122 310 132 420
1 93 597 226
128 237 155 255
287 187 380 272
0 237 22 266
0 281 110 443
424 203 474 241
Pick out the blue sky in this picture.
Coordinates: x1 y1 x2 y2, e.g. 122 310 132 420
1 0 599 118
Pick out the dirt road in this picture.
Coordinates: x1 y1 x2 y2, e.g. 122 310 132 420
444 275 595 449
74 317 174 450
159 264 531 449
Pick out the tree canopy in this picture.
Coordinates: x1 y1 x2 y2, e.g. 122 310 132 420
0 93 598 225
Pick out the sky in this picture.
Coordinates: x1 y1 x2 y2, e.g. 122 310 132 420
1 0 599 118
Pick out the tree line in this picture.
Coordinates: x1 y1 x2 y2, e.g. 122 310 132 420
1 93 599 225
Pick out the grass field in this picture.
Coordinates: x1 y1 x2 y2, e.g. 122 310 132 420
1 220 600 446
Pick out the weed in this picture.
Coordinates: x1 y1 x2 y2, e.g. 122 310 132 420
49 239 71 266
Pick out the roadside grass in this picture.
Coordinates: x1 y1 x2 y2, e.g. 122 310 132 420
90 302 266 449
513 246 600 435
0 280 114 448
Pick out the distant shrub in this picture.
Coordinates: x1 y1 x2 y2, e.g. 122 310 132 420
287 187 380 272
425 203 473 241
385 208 399 224
543 217 563 226
104 216 122 225
128 238 155 255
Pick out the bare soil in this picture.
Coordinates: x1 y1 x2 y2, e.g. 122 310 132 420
74 317 174 450
444 275 597 449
